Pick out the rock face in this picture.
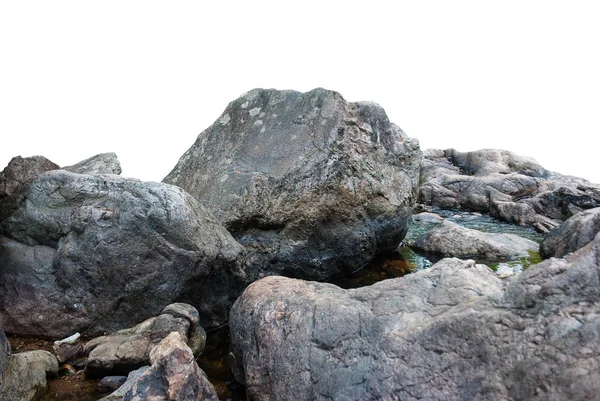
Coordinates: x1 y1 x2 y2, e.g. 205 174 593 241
62 152 122 175
230 235 600 401
0 170 245 338
0 350 59 401
0 327 9 375
164 88 421 280
100 367 149 401
412 220 539 260
84 303 206 376
121 332 219 401
419 149 600 233
540 207 600 259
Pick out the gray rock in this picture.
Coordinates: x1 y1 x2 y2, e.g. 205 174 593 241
97 376 128 393
0 170 245 338
411 211 443 223
0 155 59 222
53 333 84 364
0 327 9 376
84 303 206 376
62 152 122 175
540 207 600 258
99 366 149 401
122 332 218 401
0 350 58 401
413 220 539 260
164 88 421 281
230 236 600 401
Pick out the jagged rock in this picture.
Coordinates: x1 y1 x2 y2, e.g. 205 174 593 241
164 88 421 281
84 303 206 376
419 148 600 233
0 155 59 222
99 366 149 401
540 207 600 258
0 350 58 401
53 332 83 364
412 220 539 260
121 332 219 401
62 152 122 175
230 235 600 401
0 170 245 338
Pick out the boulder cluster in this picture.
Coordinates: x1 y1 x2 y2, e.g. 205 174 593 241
1 88 600 401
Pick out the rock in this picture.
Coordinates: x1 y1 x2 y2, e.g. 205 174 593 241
0 170 245 338
418 148 600 233
62 152 122 175
0 350 58 401
230 236 600 400
121 332 219 401
53 332 84 364
411 211 443 223
0 155 59 222
0 327 9 375
98 376 128 393
84 303 206 376
164 88 421 281
99 366 149 401
412 220 539 260
540 207 600 258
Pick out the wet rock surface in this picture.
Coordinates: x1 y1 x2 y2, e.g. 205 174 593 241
0 170 245 338
230 233 600 401
540 207 600 259
164 88 421 281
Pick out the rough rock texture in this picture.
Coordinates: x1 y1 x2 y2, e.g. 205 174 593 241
0 327 9 375
164 88 421 281
0 350 58 401
62 152 122 175
0 170 245 338
84 303 206 376
419 149 600 233
53 333 84 364
99 366 149 401
412 220 539 260
121 332 219 401
98 376 128 393
540 207 600 259
0 156 59 222
230 236 600 401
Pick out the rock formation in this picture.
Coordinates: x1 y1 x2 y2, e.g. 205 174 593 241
0 349 58 401
540 207 600 258
62 152 122 175
164 88 421 281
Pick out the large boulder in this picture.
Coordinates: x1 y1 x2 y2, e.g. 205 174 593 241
121 332 219 401
62 152 122 175
164 88 421 280
230 234 600 401
419 149 600 233
540 207 600 259
0 170 245 338
412 220 539 260
0 350 58 401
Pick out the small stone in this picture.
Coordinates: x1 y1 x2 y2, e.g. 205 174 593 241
97 376 127 393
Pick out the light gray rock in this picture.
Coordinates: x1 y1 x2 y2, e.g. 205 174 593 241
0 170 245 338
0 327 9 376
84 303 206 376
0 350 58 401
540 207 600 258
62 152 122 175
122 332 218 401
164 88 421 281
413 220 539 260
99 366 149 401
411 211 443 223
230 235 600 401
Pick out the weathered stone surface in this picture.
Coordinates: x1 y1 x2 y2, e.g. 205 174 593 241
413 220 539 260
122 332 219 401
0 170 245 338
0 155 59 222
164 88 421 281
0 327 9 376
53 333 84 364
411 211 443 223
0 350 58 401
99 366 149 401
84 303 206 376
540 207 600 259
230 236 600 401
62 152 122 175
419 148 600 233
97 375 128 393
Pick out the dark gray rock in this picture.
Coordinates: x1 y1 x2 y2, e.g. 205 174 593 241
164 88 421 281
97 376 128 393
0 350 58 401
122 332 219 401
0 327 9 376
0 155 59 222
84 303 206 376
62 152 122 175
99 366 149 401
540 207 600 258
413 220 539 260
230 235 600 401
0 170 245 338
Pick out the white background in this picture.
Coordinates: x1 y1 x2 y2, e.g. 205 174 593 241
1 1 599 182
